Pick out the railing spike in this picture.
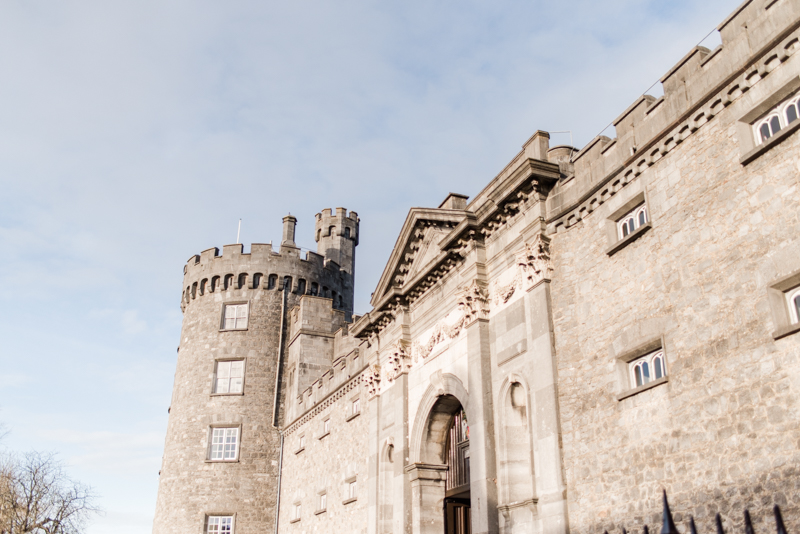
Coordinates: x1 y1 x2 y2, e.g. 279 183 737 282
662 490 680 534
716 513 725 534
744 510 755 534
690 517 698 534
774 506 787 534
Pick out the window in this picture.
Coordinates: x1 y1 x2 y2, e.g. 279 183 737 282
348 480 357 499
753 93 800 144
214 360 244 394
291 503 301 523
316 493 327 513
206 516 233 533
324 418 330 434
223 303 248 330
208 427 239 461
787 287 800 325
629 349 666 388
352 398 360 415
617 204 648 239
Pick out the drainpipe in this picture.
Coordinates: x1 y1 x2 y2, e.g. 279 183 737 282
272 284 288 533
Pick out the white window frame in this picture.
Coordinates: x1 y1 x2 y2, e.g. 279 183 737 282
206 515 234 533
222 303 249 330
787 287 800 325
213 360 245 395
319 493 327 511
628 349 667 389
208 427 240 462
616 204 648 239
753 93 800 145
352 398 360 415
323 418 330 435
348 480 357 499
292 502 301 522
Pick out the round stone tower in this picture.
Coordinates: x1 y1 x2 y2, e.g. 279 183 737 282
153 209 359 534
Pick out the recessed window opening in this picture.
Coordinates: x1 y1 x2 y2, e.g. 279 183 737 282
214 360 244 394
348 480 357 499
338 295 343 308
297 279 307 295
331 290 337 306
208 427 239 461
617 204 648 239
787 287 800 324
754 93 800 144
311 282 319 296
191 282 198 299
323 418 330 434
206 515 233 533
352 398 360 415
323 286 329 298
185 287 190 302
293 503 301 521
319 493 327 510
252 273 262 289
224 274 234 290
283 276 292 292
267 274 277 290
238 273 247 289
200 279 207 295
629 349 666 388
211 276 220 292
223 303 248 330
328 226 335 237
316 229 321 241
344 227 351 238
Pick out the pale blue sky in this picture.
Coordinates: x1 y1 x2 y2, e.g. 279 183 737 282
0 1 736 532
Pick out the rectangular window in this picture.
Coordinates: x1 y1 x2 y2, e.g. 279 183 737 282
300 435 305 448
318 493 327 512
214 360 244 394
352 398 360 415
292 503 301 522
324 418 330 434
209 427 239 461
628 349 667 388
223 303 248 330
206 516 233 533
348 480 357 499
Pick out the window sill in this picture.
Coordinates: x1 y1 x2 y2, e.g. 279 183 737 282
210 392 245 397
606 222 652 256
314 509 327 516
616 376 668 401
205 459 240 463
342 497 357 505
318 431 330 440
289 518 300 524
773 322 800 340
294 447 305 455
741 118 800 165
345 412 361 422
219 328 249 333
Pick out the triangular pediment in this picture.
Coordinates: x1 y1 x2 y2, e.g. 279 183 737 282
371 208 469 308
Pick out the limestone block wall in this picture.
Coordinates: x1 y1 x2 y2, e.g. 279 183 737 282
549 32 800 534
278 374 369 533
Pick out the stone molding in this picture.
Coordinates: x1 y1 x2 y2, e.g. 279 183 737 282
492 234 553 305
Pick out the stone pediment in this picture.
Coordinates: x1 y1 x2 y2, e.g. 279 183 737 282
370 208 469 308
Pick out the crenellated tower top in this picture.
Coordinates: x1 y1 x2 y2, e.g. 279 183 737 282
315 207 359 278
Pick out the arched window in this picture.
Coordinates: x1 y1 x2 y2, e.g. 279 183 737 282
629 349 666 388
316 229 321 241
328 226 335 237
268 274 277 290
617 204 648 239
753 93 800 145
252 273 262 289
297 279 307 295
185 287 191 302
311 282 319 296
224 274 234 290
199 279 207 295
211 276 220 293
787 287 800 324
345 227 351 238
283 276 293 292
191 282 197 299
322 286 329 298
238 273 247 289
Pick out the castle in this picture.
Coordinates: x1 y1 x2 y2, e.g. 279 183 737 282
153 1 800 533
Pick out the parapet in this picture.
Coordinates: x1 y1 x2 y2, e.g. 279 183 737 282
545 0 800 230
315 208 360 245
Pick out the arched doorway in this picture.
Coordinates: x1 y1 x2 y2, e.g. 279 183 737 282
444 407 470 534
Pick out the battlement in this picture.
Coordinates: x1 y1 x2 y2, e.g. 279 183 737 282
545 0 800 230
314 207 359 276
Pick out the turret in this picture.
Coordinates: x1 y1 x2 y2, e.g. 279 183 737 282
315 207 359 278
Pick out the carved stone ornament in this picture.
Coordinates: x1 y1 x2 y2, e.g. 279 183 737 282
517 234 553 289
457 279 489 325
362 363 382 399
385 342 412 381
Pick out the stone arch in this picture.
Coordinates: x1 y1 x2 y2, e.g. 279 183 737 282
409 371 470 465
497 374 536 505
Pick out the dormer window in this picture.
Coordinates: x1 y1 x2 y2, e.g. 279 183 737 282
753 93 800 144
